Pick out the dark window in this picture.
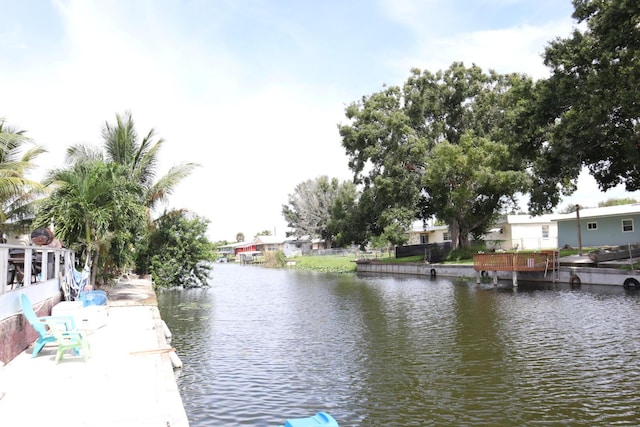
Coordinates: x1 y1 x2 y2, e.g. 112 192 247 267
542 225 549 239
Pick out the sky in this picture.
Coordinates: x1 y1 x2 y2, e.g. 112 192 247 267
2 0 639 242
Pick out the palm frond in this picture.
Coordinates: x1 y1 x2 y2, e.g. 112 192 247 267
66 144 104 164
146 162 199 208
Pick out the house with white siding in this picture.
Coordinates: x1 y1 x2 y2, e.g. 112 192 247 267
484 214 558 250
407 222 450 245
407 215 558 250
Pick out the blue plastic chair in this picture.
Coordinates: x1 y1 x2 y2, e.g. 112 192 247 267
19 293 78 358
279 412 339 427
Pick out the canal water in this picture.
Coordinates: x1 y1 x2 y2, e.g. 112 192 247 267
157 263 640 426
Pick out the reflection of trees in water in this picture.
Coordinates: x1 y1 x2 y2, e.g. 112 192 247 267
157 266 640 426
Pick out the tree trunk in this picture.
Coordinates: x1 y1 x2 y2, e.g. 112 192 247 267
449 218 461 250
457 223 470 248
90 250 99 287
449 217 470 249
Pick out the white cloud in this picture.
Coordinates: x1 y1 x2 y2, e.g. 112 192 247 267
558 170 640 210
392 23 574 79
419 22 572 79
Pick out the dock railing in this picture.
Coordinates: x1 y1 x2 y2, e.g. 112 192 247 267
473 250 558 273
0 244 75 295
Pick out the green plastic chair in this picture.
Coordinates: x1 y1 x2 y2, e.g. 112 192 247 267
19 293 79 358
44 318 90 363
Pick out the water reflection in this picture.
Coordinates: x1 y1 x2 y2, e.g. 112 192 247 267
158 264 640 426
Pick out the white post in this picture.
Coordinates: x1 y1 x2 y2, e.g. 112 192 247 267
23 249 32 287
0 248 7 293
39 250 49 282
54 251 62 278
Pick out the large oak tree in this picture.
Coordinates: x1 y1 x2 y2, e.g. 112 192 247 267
339 63 533 249
537 0 640 199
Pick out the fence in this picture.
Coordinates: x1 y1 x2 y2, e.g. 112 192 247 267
311 248 360 257
395 243 453 262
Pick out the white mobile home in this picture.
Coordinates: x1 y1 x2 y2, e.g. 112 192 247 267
484 214 557 250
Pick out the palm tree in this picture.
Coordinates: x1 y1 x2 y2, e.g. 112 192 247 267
0 119 46 239
45 111 197 283
35 160 146 286
67 111 198 213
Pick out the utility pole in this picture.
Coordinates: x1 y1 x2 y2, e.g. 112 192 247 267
576 205 583 256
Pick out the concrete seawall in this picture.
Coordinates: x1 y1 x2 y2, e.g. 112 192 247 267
356 261 640 287
0 278 189 427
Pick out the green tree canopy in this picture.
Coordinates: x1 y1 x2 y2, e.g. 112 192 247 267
148 209 214 289
326 178 365 248
537 0 640 199
598 197 638 207
339 63 533 248
422 131 530 247
59 112 199 280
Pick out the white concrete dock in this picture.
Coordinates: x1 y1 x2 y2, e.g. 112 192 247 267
0 279 189 427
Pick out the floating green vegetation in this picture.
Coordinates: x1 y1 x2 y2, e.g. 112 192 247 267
453 276 472 285
287 255 357 273
177 301 212 311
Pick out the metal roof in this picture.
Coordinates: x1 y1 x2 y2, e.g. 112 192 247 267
504 214 558 224
554 204 640 221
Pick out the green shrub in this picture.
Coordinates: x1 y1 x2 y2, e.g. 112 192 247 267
446 244 486 262
264 251 287 267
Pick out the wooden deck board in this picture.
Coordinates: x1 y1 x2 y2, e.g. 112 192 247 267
473 251 558 272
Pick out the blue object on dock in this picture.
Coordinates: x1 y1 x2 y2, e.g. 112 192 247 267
78 290 108 307
278 412 339 427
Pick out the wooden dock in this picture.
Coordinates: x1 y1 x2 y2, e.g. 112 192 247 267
473 251 558 286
